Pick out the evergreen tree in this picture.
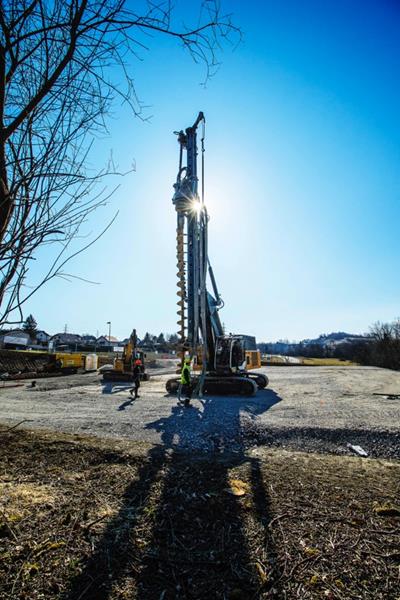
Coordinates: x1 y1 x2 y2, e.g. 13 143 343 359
142 332 153 347
157 333 166 345
23 314 38 339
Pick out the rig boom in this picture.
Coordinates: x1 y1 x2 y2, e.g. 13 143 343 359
167 112 268 397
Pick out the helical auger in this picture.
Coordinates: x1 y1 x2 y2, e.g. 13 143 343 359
176 219 186 346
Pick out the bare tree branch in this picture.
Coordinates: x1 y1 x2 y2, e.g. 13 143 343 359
0 0 240 325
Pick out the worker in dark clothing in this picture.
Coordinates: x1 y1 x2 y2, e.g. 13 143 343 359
130 359 142 399
179 357 192 407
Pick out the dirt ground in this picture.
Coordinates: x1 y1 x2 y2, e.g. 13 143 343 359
1 366 399 599
0 427 399 600
0 366 399 458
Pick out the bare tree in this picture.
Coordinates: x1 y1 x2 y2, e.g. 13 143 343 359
392 317 400 340
0 0 239 325
368 319 400 370
369 321 393 342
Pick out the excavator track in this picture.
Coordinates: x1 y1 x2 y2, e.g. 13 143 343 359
248 373 269 389
166 375 257 397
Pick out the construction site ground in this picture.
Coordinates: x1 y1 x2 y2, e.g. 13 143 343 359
1 365 399 599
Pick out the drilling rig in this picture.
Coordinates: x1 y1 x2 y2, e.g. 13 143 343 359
166 112 268 397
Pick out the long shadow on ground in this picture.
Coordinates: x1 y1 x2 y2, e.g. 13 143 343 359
63 390 283 599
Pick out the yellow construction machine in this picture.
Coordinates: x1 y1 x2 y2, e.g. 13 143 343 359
102 329 149 382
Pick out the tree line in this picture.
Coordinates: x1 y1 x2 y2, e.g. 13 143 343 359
326 320 400 370
357 319 400 370
259 319 400 371
139 332 179 353
13 313 400 370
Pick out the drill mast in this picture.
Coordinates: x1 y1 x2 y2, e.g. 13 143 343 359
173 113 224 370
168 112 267 397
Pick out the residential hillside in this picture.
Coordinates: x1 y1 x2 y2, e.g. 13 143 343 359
258 332 369 356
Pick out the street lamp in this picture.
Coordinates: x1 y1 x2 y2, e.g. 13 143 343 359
107 321 111 350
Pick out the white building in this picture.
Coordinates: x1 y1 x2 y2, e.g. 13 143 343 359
36 330 50 345
0 329 30 348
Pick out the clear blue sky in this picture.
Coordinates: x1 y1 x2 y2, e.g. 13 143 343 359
24 0 400 342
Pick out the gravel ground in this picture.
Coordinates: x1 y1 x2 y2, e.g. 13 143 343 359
1 365 399 459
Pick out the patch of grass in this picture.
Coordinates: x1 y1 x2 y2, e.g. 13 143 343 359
262 356 357 366
299 357 357 366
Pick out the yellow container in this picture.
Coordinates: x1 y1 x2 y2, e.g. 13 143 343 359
55 353 85 369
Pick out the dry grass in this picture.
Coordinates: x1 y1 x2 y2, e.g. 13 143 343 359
262 356 357 366
299 358 357 366
1 482 57 512
0 426 399 599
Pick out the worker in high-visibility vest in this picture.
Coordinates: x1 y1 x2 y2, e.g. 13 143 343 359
179 357 192 407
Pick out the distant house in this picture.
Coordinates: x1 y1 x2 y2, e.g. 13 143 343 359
81 335 97 346
0 329 30 348
36 330 50 345
96 336 108 347
50 333 82 349
96 335 119 348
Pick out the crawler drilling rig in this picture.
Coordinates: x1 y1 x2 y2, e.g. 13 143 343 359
166 112 268 397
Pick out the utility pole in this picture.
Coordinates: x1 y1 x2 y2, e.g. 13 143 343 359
107 321 111 351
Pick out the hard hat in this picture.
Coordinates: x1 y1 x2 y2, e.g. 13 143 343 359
135 359 142 365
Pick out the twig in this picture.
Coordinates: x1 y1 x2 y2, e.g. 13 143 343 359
1 419 31 432
268 512 293 528
84 514 109 531
3 520 18 542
